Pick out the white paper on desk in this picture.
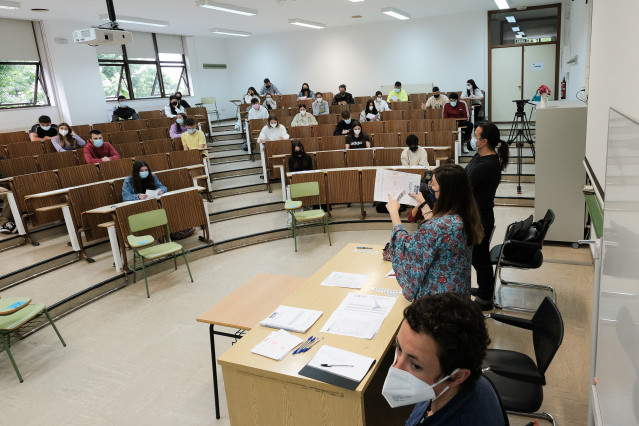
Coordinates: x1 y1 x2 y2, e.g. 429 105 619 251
307 345 375 382
260 305 323 334
390 95 398 101
366 113 377 120
321 272 369 289
250 329 303 360
145 189 161 199
385 269 396 278
321 293 396 339
374 169 421 206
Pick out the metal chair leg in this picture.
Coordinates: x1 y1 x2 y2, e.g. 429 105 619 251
44 310 66 347
182 250 194 283
142 258 150 298
0 333 23 382
132 251 137 283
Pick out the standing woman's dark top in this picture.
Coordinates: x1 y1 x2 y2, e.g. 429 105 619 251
465 122 509 310
288 141 313 172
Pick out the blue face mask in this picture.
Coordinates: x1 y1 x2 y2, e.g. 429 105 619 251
176 118 184 124
428 188 437 204
139 171 149 179
344 119 351 125
93 138 103 148
187 128 196 134
41 125 51 131
119 102 127 108
450 101 457 107
395 88 401 93
471 138 477 150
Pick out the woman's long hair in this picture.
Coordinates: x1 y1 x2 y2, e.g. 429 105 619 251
364 99 378 119
168 95 180 116
465 79 478 96
247 86 258 96
175 112 188 134
57 122 78 150
300 83 311 98
131 160 157 194
430 164 483 246
477 122 509 171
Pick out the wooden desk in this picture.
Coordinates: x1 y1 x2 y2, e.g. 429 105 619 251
197 273 306 419
217 243 410 425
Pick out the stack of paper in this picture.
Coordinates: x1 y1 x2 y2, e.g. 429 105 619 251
374 169 422 206
260 305 323 333
320 272 369 289
298 345 376 390
145 189 161 199
321 293 396 339
251 329 303 360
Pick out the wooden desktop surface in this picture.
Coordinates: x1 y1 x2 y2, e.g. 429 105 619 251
217 243 410 425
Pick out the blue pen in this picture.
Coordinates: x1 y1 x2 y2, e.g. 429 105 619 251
300 337 323 353
293 336 314 355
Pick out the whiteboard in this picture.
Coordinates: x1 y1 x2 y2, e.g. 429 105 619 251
593 108 639 425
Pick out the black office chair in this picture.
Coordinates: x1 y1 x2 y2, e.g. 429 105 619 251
490 209 556 312
483 296 564 426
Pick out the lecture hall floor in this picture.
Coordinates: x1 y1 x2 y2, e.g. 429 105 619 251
0 206 593 425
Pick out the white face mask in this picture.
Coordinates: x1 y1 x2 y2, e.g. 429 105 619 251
382 365 459 408
369 106 374 111
354 129 361 135
59 129 69 136
377 97 382 102
300 110 306 116
467 85 472 90
270 123 277 128
316 97 322 102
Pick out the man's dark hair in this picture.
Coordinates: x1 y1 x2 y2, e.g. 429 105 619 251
185 118 196 126
340 110 351 119
315 92 322 97
251 98 260 104
339 84 346 90
375 90 383 97
89 129 102 136
38 115 51 124
264 78 270 84
449 92 459 100
395 81 402 87
405 134 419 146
404 293 490 392
118 95 126 100
432 86 440 92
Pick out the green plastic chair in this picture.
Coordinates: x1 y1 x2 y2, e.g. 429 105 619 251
127 209 194 298
196 96 221 125
285 182 332 252
0 297 66 382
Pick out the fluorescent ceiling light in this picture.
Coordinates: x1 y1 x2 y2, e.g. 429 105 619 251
349 0 365 2
0 0 20 9
518 31 525 36
515 34 522 39
381 7 410 20
505 16 516 23
210 28 251 37
288 19 326 29
99 14 168 27
511 26 520 32
196 1 257 16
494 0 510 10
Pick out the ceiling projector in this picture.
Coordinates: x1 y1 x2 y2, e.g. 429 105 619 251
72 28 132 46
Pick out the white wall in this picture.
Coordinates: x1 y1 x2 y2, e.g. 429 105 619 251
585 0 639 192
223 12 487 100
563 0 591 100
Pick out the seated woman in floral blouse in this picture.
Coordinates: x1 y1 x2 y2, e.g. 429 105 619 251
385 164 483 301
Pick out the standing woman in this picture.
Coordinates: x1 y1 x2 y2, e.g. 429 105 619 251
465 122 509 310
121 160 168 201
386 164 483 301
169 112 189 139
164 95 186 118
51 123 86 152
359 99 381 122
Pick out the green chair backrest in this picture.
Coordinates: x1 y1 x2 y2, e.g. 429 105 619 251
128 209 168 233
290 181 320 198
201 97 217 105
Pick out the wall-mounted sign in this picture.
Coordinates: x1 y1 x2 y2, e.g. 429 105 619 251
532 62 544 71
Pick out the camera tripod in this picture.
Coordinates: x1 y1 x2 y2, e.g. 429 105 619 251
507 100 535 194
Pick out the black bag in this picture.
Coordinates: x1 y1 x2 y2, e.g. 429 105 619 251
502 215 541 262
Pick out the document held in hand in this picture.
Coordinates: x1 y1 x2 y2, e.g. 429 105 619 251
260 305 323 334
374 169 421 206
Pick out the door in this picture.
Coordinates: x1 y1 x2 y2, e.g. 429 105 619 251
491 46 523 123
523 44 557 121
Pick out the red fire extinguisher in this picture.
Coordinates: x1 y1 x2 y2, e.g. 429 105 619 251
561 77 566 99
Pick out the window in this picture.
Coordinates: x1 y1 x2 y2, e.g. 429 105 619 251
97 32 190 101
0 18 51 109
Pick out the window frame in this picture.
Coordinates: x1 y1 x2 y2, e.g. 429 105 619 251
97 32 190 102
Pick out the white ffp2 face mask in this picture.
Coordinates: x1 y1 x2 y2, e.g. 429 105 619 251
381 365 459 408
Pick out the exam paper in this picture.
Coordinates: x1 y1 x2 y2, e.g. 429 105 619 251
250 329 303 360
374 170 422 206
260 305 323 334
320 272 369 289
307 345 375 382
145 189 161 199
321 293 396 339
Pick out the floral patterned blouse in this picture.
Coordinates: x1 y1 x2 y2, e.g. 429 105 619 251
390 214 472 301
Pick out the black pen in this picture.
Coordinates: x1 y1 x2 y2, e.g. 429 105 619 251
321 364 353 367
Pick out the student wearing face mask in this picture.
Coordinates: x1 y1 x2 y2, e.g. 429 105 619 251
344 121 371 149
169 113 189 139
174 91 191 109
164 95 186 118
51 123 86 152
359 99 381 122
288 141 313 172
443 93 473 153
386 164 483 301
291 104 318 127
122 160 167 201
29 115 58 142
111 95 140 122
84 130 120 164
248 98 269 120
374 90 391 112
180 118 206 150
401 134 429 167
382 293 505 426
263 94 277 110
244 87 261 105
259 78 281 96
297 83 314 100
421 87 449 110
462 79 484 119
334 110 355 136
387 81 409 103
258 115 290 144
332 84 354 105
312 92 329 116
